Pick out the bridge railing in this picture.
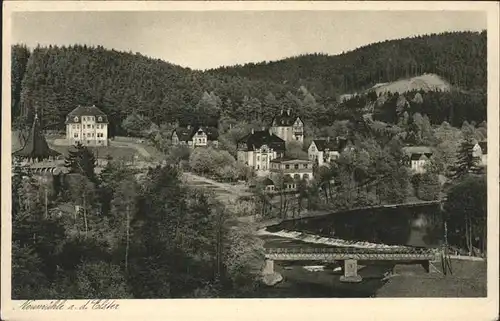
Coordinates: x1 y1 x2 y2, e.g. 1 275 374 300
265 246 434 255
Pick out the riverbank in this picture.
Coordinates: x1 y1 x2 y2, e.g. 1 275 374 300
375 258 487 297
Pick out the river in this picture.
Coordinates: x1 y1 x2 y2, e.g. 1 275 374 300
250 232 398 298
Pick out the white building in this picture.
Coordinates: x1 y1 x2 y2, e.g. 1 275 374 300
270 157 314 182
237 128 286 176
270 109 304 145
171 125 219 148
308 137 349 167
472 141 487 167
65 105 109 146
402 146 433 174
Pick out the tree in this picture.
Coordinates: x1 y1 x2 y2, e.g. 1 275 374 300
433 121 462 175
64 142 97 183
285 141 308 159
11 44 31 123
111 178 138 272
64 173 97 237
414 172 441 201
121 112 152 137
75 261 132 298
449 136 480 179
444 175 487 255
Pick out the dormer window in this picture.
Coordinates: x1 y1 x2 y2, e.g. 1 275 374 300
98 116 103 122
74 116 79 122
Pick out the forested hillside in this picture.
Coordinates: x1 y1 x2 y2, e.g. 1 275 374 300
208 31 487 95
12 31 487 135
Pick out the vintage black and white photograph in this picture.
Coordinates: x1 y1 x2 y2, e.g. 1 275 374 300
2 2 498 312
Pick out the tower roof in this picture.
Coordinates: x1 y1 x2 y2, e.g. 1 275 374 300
13 114 61 161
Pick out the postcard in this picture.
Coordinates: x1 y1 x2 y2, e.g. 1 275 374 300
2 1 499 321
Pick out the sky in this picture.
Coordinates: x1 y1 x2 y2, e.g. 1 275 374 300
11 11 486 70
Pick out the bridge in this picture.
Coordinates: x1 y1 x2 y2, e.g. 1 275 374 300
263 246 437 283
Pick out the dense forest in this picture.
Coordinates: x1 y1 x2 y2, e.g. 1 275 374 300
12 31 486 135
208 31 487 93
13 155 264 299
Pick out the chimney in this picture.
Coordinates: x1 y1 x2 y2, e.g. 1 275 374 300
262 126 266 131
268 128 273 136
251 128 254 134
327 137 330 142
287 108 291 116
187 125 191 129
280 109 284 115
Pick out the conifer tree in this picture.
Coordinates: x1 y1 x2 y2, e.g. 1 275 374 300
449 137 480 179
64 142 97 183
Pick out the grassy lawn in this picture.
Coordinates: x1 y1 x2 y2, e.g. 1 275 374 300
375 259 487 297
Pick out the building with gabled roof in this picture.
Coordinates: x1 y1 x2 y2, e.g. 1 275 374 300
270 108 304 145
65 105 109 146
473 141 487 167
308 136 349 166
402 146 433 173
237 128 285 176
171 125 219 148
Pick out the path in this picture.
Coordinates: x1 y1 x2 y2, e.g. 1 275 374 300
182 172 252 198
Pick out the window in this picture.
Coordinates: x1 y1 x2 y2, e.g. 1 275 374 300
98 116 102 122
303 164 308 169
83 133 86 137
92 133 95 137
77 125 80 129
74 133 78 138
294 164 299 169
92 125 94 129
74 116 79 122
72 124 75 129
83 117 86 121
257 156 260 161
285 164 290 169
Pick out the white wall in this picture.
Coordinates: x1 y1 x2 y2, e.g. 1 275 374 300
66 116 108 146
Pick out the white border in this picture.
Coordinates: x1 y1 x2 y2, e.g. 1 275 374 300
2 2 499 321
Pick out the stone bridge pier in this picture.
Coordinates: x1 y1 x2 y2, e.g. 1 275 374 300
261 259 283 286
339 259 363 283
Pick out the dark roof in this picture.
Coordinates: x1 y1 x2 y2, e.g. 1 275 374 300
283 175 294 183
66 105 108 124
13 115 61 160
271 109 302 127
237 130 285 152
270 157 311 163
478 141 487 154
262 178 275 186
312 137 348 152
172 126 219 142
410 154 430 161
402 146 433 155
